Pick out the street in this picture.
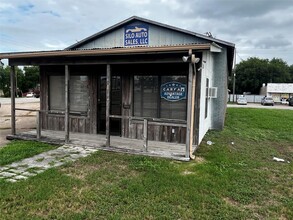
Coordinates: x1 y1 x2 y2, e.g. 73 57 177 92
0 97 40 104
227 103 293 110
0 98 40 147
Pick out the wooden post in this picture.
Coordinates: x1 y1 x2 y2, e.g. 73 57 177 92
186 62 193 159
65 65 70 143
106 64 111 147
143 119 148 151
10 66 16 135
189 63 196 159
36 111 41 139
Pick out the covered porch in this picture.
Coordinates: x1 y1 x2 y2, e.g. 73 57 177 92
6 129 189 161
1 44 214 160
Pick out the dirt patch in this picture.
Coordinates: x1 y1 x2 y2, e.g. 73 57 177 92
0 129 11 147
223 197 240 207
181 170 195 175
61 163 102 180
194 156 206 164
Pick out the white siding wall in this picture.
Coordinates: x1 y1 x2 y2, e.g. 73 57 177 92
267 83 293 94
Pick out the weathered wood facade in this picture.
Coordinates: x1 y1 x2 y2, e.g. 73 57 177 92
39 63 190 143
0 16 235 159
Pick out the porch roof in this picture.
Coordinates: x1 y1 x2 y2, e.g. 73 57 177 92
0 43 212 66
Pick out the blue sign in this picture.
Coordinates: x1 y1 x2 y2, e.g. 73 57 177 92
160 82 187 102
124 24 149 46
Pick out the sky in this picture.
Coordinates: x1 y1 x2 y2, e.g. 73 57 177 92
1 0 293 66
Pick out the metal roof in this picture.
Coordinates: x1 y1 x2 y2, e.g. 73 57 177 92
0 44 211 59
66 16 235 50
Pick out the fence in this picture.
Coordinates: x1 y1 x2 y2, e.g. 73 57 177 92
228 94 264 103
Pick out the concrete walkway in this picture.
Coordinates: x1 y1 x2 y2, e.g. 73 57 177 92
0 144 98 183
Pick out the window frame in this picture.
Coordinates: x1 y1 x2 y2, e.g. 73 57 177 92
48 73 90 116
132 74 188 120
205 78 209 119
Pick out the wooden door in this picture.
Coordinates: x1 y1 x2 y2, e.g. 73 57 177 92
97 74 121 135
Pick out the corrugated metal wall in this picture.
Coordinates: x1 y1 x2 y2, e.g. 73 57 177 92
76 21 209 49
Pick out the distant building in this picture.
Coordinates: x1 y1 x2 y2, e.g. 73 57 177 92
261 83 293 101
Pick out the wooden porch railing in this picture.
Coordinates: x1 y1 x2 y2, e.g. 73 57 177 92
12 108 187 153
109 114 187 152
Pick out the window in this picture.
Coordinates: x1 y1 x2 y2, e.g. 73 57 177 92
133 75 187 120
49 75 89 114
205 78 209 118
134 76 158 117
160 76 187 120
49 75 65 111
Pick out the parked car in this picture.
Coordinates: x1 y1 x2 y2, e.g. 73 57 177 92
237 96 247 105
26 92 34 98
261 97 274 106
288 98 293 106
281 98 288 105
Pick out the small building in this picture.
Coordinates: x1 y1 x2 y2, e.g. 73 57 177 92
0 16 235 160
262 83 293 102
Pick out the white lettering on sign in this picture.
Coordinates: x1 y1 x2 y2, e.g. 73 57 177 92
124 25 149 46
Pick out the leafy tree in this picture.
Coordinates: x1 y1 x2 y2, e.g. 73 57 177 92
21 66 40 93
0 66 23 97
0 66 10 97
0 66 39 97
232 57 291 94
289 65 293 82
269 58 291 83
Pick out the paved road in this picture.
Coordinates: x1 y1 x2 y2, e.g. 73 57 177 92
227 103 293 110
0 97 40 105
0 98 40 147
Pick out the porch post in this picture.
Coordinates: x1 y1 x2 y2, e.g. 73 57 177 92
106 64 111 147
10 66 16 135
189 63 197 159
65 65 70 143
186 62 193 159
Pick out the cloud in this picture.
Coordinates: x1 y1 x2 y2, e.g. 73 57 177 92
18 4 34 12
42 40 67 49
0 3 14 11
118 0 151 5
255 36 292 49
0 0 293 65
40 10 60 17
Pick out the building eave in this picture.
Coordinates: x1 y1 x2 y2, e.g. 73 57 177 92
0 44 211 60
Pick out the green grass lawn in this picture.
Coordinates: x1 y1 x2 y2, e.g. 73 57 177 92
0 141 58 166
0 108 292 219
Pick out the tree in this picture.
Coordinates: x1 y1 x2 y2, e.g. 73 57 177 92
0 66 10 97
0 66 24 97
0 66 39 97
269 58 291 83
289 65 293 82
232 57 291 94
20 66 40 93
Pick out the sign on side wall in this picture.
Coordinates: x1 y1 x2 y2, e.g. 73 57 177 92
124 24 149 46
160 82 187 102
